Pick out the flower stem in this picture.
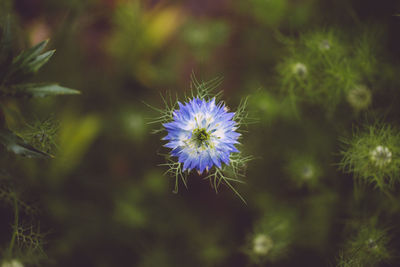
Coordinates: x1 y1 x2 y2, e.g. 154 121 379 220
8 192 19 254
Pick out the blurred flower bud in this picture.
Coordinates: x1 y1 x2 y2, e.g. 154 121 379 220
292 62 307 78
347 85 372 111
370 145 392 168
253 234 274 255
319 39 331 51
1 260 24 267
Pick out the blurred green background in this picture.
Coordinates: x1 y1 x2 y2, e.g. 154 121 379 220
1 0 400 266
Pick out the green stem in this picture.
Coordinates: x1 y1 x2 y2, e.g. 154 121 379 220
8 193 19 254
381 187 400 210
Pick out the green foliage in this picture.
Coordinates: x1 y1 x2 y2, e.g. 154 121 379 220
204 153 252 203
117 109 147 143
237 0 316 28
21 117 59 154
107 1 183 86
0 188 38 217
0 176 46 265
2 83 80 98
0 39 79 97
244 209 296 263
339 123 400 190
0 128 52 158
346 85 372 112
7 40 55 82
13 224 47 261
113 184 147 228
49 113 101 180
248 89 295 124
1 259 24 267
0 13 13 83
285 154 322 188
0 34 79 157
181 19 230 61
277 28 379 116
338 218 392 267
0 8 79 265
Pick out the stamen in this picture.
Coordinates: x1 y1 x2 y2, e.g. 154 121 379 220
192 128 210 147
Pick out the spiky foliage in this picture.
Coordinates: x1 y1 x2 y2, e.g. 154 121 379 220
21 117 59 155
285 155 322 188
0 186 38 216
0 22 79 158
338 219 392 267
0 183 46 266
244 210 295 263
0 12 76 266
336 252 363 267
339 123 400 190
277 28 378 116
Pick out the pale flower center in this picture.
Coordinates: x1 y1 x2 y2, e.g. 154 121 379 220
253 234 274 255
370 145 392 167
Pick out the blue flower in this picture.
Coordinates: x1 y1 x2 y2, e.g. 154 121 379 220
163 97 241 174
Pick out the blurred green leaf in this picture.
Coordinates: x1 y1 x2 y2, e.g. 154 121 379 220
4 83 80 98
50 114 101 179
24 49 55 73
12 39 49 67
0 15 12 67
5 40 55 82
0 127 52 158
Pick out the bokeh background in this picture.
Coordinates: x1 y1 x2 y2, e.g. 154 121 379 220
2 0 400 266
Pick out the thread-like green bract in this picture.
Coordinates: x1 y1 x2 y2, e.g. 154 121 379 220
339 123 400 189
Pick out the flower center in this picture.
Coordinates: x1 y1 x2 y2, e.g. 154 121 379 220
370 145 392 167
192 128 210 147
253 234 274 255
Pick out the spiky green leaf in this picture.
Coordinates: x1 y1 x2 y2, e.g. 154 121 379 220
12 39 49 67
0 128 52 158
2 83 80 98
25 49 55 73
5 40 55 82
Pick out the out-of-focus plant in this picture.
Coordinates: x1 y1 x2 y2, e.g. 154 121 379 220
49 112 100 181
339 123 400 190
180 19 230 61
248 89 294 124
0 18 80 157
1 259 24 267
337 218 393 267
236 0 316 28
277 28 381 116
244 208 296 264
285 154 322 189
0 10 79 265
0 172 47 265
106 1 184 87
